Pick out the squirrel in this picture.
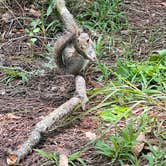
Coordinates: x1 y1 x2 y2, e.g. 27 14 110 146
54 31 92 75
54 0 97 75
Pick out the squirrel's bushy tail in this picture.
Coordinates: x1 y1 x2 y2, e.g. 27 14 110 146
54 32 75 68
56 0 81 34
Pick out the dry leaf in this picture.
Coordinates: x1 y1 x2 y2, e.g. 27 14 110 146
161 2 166 7
85 131 97 140
133 133 146 156
6 154 18 165
30 8 41 17
7 113 20 119
2 12 13 23
0 89 5 95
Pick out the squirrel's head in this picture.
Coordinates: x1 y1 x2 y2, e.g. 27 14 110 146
75 32 97 62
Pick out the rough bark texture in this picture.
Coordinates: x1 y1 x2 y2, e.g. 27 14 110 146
75 75 89 110
59 154 69 166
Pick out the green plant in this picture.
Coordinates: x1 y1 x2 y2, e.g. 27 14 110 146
143 143 166 166
25 19 43 44
67 0 128 32
0 67 28 84
35 149 59 165
121 41 134 60
36 149 86 166
116 52 166 91
77 0 127 32
25 0 62 40
69 151 87 166
155 120 166 140
46 0 56 17
94 35 105 58
95 121 140 165
44 0 62 35
0 66 45 84
99 105 131 122
97 62 111 81
148 27 164 50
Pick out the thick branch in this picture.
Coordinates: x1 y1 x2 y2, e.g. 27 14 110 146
6 76 88 165
75 75 89 110
59 154 69 166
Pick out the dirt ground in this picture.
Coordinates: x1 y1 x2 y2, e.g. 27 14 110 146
0 0 166 166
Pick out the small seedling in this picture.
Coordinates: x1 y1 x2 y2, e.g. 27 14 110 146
1 67 28 84
35 149 59 165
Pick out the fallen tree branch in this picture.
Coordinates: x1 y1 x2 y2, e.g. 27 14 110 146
6 75 88 165
59 154 69 166
75 75 89 110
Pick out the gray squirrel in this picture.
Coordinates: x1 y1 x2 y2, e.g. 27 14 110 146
54 31 97 75
54 0 97 75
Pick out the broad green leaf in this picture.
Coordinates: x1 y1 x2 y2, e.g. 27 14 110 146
21 73 28 83
47 5 53 16
31 38 37 43
47 0 56 16
99 106 130 122
33 27 40 33
158 49 166 56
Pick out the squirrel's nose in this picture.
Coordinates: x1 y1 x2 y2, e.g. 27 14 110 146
90 55 97 62
87 49 97 62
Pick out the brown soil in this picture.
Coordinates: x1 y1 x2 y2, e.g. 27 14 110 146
123 0 166 60
0 0 166 166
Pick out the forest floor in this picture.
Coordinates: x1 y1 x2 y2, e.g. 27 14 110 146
0 0 166 166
